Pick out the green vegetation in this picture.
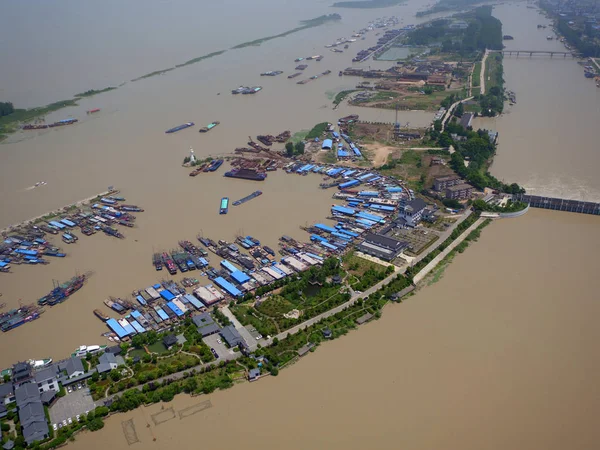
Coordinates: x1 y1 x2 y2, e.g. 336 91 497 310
175 50 227 68
343 251 395 290
331 0 404 8
285 141 305 156
472 61 481 87
74 87 117 98
472 199 528 213
417 0 488 17
0 102 15 117
131 67 175 82
232 258 350 336
306 122 329 140
479 53 504 116
0 99 79 140
232 14 341 49
409 7 503 55
554 16 600 58
333 90 359 106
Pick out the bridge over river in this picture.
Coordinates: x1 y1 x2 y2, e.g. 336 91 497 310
512 194 600 215
492 50 575 58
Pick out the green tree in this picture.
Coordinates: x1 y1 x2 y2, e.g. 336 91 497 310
109 370 121 382
433 120 442 131
294 141 305 155
285 142 294 157
454 102 464 118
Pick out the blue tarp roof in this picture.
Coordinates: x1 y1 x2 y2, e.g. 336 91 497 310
367 176 381 182
346 197 364 203
315 223 336 233
337 150 350 157
221 260 238 273
338 229 359 237
214 277 242 297
131 310 142 319
121 320 136 335
49 221 66 229
166 301 184 317
14 249 37 256
159 289 175 301
196 257 209 267
0 261 9 268
106 318 129 339
322 139 333 149
135 295 147 306
305 252 324 261
358 173 374 180
60 219 76 227
311 234 327 243
156 308 169 321
356 219 375 227
327 168 344 176
231 270 251 284
356 211 385 223
332 205 356 215
369 204 396 211
332 131 340 138
129 319 146 334
321 242 338 250
184 294 203 310
352 147 362 157
359 191 379 197
339 179 360 189
153 283 161 289
270 265 286 277
332 232 352 241
387 187 403 192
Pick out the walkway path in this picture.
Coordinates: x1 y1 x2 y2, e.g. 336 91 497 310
480 49 489 95
441 97 473 131
413 217 484 284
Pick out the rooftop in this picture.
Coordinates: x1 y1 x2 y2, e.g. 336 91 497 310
0 381 14 398
363 233 408 252
58 357 84 378
220 325 243 347
447 183 473 192
34 366 58 383
356 313 374 325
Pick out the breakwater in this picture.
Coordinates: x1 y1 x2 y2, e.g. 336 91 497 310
512 194 600 216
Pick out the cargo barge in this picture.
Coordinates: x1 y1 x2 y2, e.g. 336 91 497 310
204 159 224 172
94 309 110 321
165 122 194 133
233 190 263 206
199 121 220 133
295 64 308 70
220 197 229 215
224 168 267 181
232 86 262 95
1 304 43 332
288 73 302 79
261 71 283 76
22 119 78 130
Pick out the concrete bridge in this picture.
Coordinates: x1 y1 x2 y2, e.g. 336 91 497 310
495 50 575 58
512 194 600 215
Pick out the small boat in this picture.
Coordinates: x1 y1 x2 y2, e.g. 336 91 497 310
165 122 194 134
94 309 109 322
294 57 304 62
87 108 101 114
220 197 229 215
199 121 220 133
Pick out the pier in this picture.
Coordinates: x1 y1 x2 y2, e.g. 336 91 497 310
512 194 600 215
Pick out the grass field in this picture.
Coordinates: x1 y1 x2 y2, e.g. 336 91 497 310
472 62 482 87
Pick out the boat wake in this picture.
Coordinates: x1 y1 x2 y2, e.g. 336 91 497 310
24 181 47 191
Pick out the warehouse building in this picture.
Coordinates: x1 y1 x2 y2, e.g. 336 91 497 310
356 233 408 261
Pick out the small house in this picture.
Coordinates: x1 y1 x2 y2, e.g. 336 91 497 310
248 368 261 381
322 328 333 339
163 334 178 349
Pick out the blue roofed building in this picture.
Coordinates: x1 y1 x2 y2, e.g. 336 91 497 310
322 139 333 150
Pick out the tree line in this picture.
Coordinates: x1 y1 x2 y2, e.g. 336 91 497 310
0 101 14 117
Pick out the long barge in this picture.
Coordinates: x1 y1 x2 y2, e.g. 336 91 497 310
224 168 267 181
38 274 87 306
220 197 229 215
204 159 224 172
233 190 263 206
165 122 194 134
199 121 220 133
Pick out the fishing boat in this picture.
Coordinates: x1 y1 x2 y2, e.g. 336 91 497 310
233 190 263 206
165 122 194 134
263 246 276 256
38 274 87 306
153 253 163 271
260 71 283 76
199 121 220 133
72 345 107 358
288 73 302 79
94 309 109 321
28 358 53 369
220 197 229 215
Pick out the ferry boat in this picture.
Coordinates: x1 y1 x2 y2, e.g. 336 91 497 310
199 121 220 133
28 358 53 369
220 197 229 215
72 345 107 358
165 122 194 133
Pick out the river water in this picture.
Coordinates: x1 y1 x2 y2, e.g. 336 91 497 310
1 0 599 447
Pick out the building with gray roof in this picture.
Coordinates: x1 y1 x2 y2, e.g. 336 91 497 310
34 366 59 393
0 404 7 419
58 357 84 379
15 383 48 445
398 198 427 226
2 440 14 450
0 381 15 405
356 233 408 261
193 312 221 337
11 362 32 386
97 353 118 374
248 368 261 381
40 390 56 405
220 325 243 348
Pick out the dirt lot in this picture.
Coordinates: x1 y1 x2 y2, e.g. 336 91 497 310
390 228 439 256
362 143 396 166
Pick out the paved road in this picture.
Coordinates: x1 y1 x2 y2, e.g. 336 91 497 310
480 49 490 95
440 97 473 131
